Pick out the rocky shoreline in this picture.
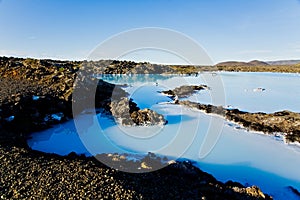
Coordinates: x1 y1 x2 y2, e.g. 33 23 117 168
177 100 300 143
161 84 300 143
0 56 275 199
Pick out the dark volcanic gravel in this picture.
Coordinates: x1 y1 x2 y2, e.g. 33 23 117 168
0 144 272 200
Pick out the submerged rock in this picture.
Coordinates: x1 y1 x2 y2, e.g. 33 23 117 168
287 186 300 197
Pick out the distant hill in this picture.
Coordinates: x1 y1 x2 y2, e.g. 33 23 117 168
248 60 269 66
216 60 269 66
216 59 300 66
266 60 300 65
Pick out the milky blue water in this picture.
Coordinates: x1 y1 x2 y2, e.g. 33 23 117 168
28 72 300 199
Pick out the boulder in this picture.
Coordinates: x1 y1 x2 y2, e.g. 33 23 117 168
110 98 166 126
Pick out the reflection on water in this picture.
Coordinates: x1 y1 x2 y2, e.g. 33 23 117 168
99 72 300 113
96 74 178 84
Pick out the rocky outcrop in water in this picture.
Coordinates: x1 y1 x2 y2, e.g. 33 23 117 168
179 100 226 115
162 85 209 99
110 97 167 126
178 100 300 143
287 186 300 197
226 109 300 143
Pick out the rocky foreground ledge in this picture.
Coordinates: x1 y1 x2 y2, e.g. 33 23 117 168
0 145 272 199
0 56 273 199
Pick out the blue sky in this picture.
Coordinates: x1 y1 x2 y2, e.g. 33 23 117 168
0 0 300 64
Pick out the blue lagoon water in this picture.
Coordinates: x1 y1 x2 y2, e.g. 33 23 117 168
28 72 300 199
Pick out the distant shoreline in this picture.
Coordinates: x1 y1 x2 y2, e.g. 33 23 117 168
1 56 300 74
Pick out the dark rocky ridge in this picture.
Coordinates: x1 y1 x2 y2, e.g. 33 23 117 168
79 59 176 74
0 56 273 199
178 100 300 143
227 110 300 143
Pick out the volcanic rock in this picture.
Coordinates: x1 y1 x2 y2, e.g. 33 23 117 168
110 97 166 126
